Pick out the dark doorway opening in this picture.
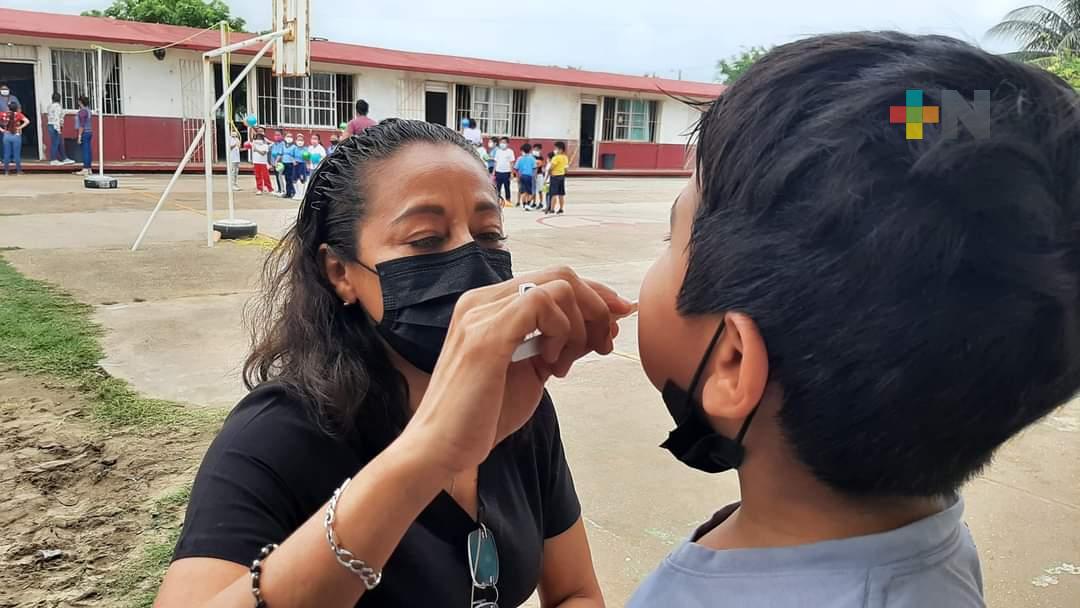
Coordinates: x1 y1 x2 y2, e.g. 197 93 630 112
425 91 448 126
213 63 248 161
0 62 39 161
578 103 597 168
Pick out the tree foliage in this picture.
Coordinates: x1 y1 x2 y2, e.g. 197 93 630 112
81 0 245 32
986 1 1080 61
1038 53 1080 87
714 46 770 84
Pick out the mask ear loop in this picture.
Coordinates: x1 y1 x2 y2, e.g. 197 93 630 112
688 322 760 459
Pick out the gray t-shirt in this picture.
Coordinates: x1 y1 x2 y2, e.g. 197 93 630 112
628 497 984 607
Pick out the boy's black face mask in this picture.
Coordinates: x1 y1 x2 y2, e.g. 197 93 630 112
660 324 758 473
361 242 513 373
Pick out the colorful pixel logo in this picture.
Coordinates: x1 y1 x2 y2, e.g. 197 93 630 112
890 90 939 140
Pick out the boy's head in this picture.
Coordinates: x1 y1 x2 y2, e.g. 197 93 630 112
499 136 510 148
554 141 566 154
274 129 283 142
638 31 1080 498
521 143 532 154
312 134 321 145
296 133 306 144
78 95 90 108
51 92 61 103
330 135 339 146
356 99 369 116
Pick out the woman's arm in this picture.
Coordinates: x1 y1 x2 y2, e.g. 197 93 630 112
18 115 30 132
156 431 448 608
538 518 605 608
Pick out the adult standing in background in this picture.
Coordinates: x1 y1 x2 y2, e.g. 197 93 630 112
0 82 19 112
346 99 376 136
47 93 74 165
75 96 93 176
1 101 30 175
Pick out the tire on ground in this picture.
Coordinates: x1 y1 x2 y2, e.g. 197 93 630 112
212 219 259 240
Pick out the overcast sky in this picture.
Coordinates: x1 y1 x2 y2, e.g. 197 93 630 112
13 0 1026 82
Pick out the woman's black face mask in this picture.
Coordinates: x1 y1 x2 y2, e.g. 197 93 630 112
361 242 513 373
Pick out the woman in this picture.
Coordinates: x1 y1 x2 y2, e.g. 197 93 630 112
156 120 614 607
1 100 29 175
75 96 93 176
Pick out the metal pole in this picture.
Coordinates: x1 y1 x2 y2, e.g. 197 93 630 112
203 55 215 248
97 46 105 176
204 28 291 59
131 123 206 251
132 38 276 250
222 22 235 221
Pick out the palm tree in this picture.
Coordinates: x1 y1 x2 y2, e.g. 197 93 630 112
987 2 1080 61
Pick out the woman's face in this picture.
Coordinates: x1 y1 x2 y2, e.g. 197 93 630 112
637 176 711 390
347 143 506 322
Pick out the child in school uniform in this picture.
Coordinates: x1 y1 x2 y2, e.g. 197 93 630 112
251 130 272 195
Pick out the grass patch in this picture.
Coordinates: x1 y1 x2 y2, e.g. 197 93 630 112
0 257 223 429
113 485 193 608
0 257 220 604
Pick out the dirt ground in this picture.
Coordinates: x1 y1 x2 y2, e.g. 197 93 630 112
0 370 213 608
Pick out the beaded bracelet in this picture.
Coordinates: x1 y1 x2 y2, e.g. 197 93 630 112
250 543 279 608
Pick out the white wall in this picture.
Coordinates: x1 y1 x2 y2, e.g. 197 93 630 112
353 68 401 123
528 85 580 140
121 51 186 117
656 97 702 145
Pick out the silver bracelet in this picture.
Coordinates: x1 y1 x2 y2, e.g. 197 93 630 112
324 477 383 590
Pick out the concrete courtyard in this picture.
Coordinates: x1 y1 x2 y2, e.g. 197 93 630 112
1 173 1077 606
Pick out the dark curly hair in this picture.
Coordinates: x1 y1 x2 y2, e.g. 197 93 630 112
681 32 1080 497
244 119 482 451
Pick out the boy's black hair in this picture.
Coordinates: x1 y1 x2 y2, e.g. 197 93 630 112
521 143 532 153
78 95 90 107
533 143 543 149
681 31 1080 498
52 92 61 102
554 141 566 152
547 151 554 159
356 99 369 116
500 136 510 143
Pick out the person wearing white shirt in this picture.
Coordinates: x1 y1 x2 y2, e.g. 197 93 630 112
461 117 483 147
493 137 515 205
46 93 74 165
228 132 242 191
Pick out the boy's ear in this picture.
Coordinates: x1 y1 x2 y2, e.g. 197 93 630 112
700 312 769 422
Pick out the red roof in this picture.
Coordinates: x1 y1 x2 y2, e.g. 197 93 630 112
0 8 725 98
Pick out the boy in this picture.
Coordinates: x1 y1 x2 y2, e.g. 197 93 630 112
228 129 242 191
547 141 569 214
328 135 339 156
627 31 1080 606
531 143 545 209
269 130 285 195
493 136 515 206
515 143 536 209
281 133 298 200
251 130 271 195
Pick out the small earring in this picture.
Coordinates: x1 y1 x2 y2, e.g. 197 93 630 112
343 300 352 307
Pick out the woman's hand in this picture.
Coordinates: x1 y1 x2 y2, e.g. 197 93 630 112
404 267 631 476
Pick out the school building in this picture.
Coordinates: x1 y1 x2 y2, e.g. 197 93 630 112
0 8 724 174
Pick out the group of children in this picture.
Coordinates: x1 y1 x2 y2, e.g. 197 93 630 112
231 126 340 200
482 137 569 214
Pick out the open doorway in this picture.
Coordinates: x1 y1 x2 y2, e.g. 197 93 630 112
0 62 39 161
579 103 597 168
425 91 448 126
213 63 248 161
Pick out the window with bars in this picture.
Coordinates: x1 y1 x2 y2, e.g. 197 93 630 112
51 49 122 114
255 67 354 127
454 84 527 137
601 97 658 142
